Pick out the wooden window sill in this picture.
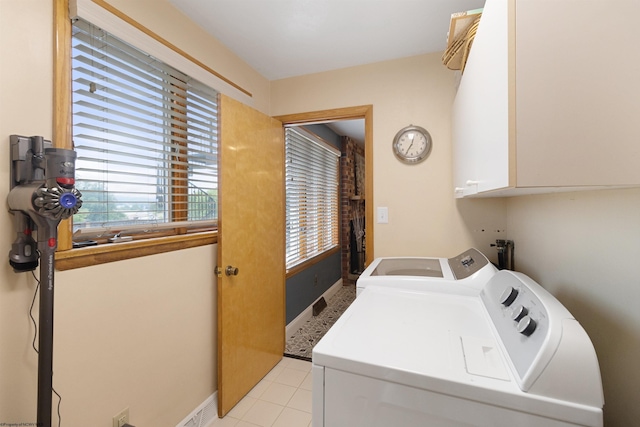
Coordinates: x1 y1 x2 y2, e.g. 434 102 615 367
55 231 217 270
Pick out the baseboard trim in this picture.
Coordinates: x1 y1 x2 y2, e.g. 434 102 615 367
285 278 343 338
176 392 218 427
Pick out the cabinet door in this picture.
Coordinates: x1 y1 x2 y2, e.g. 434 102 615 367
452 90 478 197
452 0 512 196
515 0 640 187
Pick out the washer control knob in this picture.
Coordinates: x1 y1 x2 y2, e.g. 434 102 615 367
517 316 537 336
500 287 519 307
511 305 528 322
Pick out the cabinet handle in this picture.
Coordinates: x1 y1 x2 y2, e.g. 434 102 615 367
466 180 479 186
454 187 464 193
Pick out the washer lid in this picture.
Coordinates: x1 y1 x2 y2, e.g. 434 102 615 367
313 286 504 388
371 257 444 277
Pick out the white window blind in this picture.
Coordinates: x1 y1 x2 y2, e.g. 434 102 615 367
285 127 340 269
71 18 218 240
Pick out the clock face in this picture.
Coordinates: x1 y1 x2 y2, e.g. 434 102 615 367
392 126 432 163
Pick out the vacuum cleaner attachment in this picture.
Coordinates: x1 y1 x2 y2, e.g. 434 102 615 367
8 211 39 272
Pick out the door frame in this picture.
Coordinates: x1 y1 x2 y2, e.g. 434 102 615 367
275 105 374 265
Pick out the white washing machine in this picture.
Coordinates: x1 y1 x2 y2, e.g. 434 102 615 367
312 270 604 427
356 248 498 297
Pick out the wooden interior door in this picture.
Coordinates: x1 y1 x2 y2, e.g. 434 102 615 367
217 94 285 417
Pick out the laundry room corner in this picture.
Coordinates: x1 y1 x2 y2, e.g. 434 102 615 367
505 188 640 427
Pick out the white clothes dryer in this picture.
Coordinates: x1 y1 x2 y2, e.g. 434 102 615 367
312 270 604 427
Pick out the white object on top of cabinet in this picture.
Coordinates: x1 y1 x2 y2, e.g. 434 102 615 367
452 0 640 198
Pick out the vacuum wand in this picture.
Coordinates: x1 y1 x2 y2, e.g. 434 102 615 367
7 135 82 427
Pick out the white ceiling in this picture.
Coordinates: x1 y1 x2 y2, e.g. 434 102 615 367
168 0 485 81
167 0 485 143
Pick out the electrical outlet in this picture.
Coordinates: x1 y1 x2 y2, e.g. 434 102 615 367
113 407 129 427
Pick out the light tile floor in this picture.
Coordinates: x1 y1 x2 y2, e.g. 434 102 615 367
209 356 313 427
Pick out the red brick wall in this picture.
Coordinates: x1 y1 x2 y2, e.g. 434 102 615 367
340 136 365 283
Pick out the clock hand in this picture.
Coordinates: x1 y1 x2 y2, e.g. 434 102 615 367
405 133 415 155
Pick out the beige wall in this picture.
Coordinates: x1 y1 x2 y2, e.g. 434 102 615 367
507 188 640 427
271 54 507 260
54 246 217 426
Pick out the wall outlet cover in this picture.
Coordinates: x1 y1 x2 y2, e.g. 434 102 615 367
113 407 129 427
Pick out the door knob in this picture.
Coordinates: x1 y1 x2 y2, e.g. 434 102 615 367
225 265 239 276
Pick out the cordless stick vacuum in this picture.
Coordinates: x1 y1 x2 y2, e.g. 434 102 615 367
7 135 82 427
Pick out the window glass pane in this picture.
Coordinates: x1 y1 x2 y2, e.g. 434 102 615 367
285 127 339 269
71 19 218 237
186 85 218 221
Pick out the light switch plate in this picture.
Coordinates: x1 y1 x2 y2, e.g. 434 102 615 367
377 207 389 224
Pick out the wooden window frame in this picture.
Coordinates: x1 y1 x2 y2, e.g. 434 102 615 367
54 0 218 270
275 106 375 268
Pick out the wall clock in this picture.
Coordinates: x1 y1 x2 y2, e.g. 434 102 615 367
392 125 432 164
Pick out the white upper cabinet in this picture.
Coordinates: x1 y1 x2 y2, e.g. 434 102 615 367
452 0 640 197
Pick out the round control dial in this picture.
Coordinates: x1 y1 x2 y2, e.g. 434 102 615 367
517 316 537 336
511 305 529 322
500 286 519 307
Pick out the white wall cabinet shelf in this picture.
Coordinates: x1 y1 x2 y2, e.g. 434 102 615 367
452 0 640 198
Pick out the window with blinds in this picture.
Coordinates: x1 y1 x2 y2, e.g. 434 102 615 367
285 127 340 269
71 18 218 242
